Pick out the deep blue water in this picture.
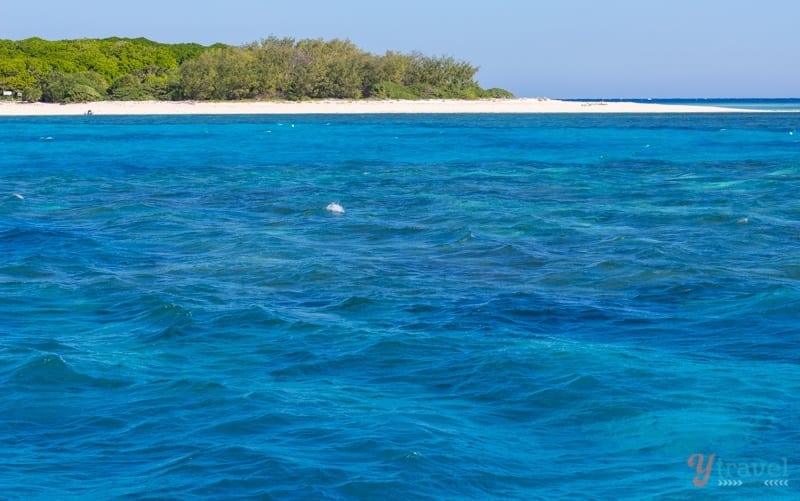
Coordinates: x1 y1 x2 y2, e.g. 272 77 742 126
1 113 799 499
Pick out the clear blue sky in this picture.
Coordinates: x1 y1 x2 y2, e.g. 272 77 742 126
3 0 798 98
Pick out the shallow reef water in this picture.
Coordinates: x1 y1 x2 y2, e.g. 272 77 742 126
1 113 798 499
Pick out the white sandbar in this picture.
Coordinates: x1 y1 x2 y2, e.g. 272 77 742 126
0 98 750 116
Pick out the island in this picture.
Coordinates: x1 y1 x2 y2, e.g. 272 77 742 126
0 37 514 103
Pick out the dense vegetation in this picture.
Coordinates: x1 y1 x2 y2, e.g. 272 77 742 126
0 37 513 102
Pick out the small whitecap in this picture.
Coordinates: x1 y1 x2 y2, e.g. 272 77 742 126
326 202 345 214
737 217 749 224
12 193 24 200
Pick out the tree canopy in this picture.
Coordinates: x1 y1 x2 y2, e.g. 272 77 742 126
0 37 513 102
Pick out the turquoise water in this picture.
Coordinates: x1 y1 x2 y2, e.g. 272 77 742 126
1 113 798 499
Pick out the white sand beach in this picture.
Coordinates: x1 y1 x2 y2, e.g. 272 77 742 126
0 98 747 116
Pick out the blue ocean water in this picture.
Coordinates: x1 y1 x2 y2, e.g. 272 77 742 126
1 113 798 499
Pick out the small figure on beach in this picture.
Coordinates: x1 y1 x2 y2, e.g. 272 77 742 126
85 109 93 116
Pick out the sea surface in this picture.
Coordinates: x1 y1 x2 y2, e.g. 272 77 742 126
1 113 798 499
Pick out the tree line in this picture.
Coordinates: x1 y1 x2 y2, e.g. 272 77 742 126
0 37 513 102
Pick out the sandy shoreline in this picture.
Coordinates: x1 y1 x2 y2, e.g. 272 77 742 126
0 98 750 116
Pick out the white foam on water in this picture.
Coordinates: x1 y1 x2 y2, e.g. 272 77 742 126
326 202 345 214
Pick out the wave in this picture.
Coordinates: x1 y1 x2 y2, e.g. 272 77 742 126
6 353 130 389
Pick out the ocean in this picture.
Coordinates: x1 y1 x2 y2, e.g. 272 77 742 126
1 112 798 499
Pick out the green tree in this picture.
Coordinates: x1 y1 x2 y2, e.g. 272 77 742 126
110 74 150 100
179 54 216 100
0 57 34 91
214 47 256 99
73 71 109 95
250 37 295 98
40 71 71 102
322 39 367 99
40 70 108 102
287 39 326 99
65 83 104 102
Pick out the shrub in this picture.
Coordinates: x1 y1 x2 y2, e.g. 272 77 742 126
480 87 515 98
110 74 154 100
40 71 108 102
65 83 104 102
369 81 418 99
21 86 42 102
